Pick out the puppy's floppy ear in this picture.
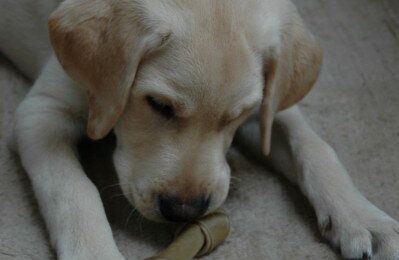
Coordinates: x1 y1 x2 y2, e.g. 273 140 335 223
48 0 168 139
260 13 323 155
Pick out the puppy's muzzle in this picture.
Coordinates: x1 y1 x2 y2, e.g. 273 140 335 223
158 194 210 222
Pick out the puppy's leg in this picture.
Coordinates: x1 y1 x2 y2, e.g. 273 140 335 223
15 60 124 260
235 106 399 259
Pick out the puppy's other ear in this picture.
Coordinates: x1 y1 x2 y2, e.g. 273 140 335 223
260 13 322 155
48 0 168 139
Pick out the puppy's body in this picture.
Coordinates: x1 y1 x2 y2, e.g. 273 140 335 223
1 0 398 259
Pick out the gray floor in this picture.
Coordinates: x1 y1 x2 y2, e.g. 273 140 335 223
1 0 398 259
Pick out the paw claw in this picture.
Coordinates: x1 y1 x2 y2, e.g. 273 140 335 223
362 252 371 260
340 225 372 259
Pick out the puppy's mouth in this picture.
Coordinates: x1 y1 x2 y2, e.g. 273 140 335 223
157 194 211 222
123 184 220 223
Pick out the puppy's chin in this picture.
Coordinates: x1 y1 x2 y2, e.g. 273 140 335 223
131 202 164 223
116 182 161 222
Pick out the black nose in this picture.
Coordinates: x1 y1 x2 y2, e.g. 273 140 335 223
158 194 210 222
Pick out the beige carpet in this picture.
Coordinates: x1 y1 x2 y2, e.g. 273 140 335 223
1 0 399 259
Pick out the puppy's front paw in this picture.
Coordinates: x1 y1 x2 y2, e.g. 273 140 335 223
317 202 399 259
59 252 125 260
59 247 125 260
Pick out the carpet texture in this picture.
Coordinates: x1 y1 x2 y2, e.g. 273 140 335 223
1 0 398 259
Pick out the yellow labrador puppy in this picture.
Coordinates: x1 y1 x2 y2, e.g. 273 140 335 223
1 0 398 259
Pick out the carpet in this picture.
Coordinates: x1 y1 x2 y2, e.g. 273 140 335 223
1 0 398 259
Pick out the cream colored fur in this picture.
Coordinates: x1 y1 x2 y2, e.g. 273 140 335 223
0 0 398 259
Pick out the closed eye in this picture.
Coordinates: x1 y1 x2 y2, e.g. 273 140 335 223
146 96 175 119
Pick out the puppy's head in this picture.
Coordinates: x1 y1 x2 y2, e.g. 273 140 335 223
49 0 322 222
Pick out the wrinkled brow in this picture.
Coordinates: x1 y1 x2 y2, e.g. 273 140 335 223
220 92 261 127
